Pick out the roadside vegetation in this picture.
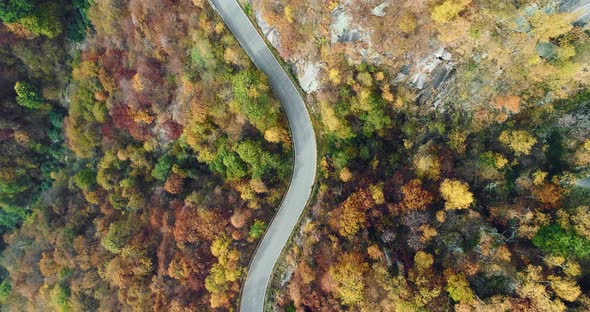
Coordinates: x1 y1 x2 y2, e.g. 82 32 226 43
1 0 291 310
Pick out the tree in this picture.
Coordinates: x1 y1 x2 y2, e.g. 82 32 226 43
570 206 590 239
0 279 11 301
329 253 369 306
14 81 44 109
498 130 537 156
72 169 96 191
205 235 242 308
0 0 34 23
248 220 266 240
100 217 139 254
440 179 474 210
151 155 173 181
18 3 64 38
164 173 183 195
549 276 581 302
414 251 434 272
413 153 441 180
335 188 374 237
532 224 590 259
401 179 434 212
444 269 474 303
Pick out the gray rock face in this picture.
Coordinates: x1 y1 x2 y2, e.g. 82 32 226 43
371 2 390 17
536 41 558 60
295 61 321 93
393 48 455 106
408 48 455 91
338 29 363 42
255 10 281 50
331 7 364 43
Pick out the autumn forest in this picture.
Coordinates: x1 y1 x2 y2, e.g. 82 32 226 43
1 0 590 311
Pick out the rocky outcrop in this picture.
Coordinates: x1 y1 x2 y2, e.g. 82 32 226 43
371 2 390 17
331 7 365 44
295 61 322 93
255 10 281 50
394 48 455 106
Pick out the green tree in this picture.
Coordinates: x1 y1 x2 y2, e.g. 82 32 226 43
72 168 96 191
445 269 474 303
100 217 139 254
532 224 590 259
18 3 63 38
0 0 34 23
0 279 11 302
151 155 173 181
249 220 266 239
14 81 45 109
49 283 71 312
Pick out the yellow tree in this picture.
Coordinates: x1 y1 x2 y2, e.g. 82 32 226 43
499 130 537 156
335 189 374 237
444 269 474 303
440 179 474 210
549 276 581 302
329 253 369 306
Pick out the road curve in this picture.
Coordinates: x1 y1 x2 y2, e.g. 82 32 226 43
207 1 317 311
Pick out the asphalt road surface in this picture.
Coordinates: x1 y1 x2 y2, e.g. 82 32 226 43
208 1 317 311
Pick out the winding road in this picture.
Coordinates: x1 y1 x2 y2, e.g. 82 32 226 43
208 0 317 311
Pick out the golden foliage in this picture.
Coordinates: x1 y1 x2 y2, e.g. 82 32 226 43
328 68 341 85
570 206 590 239
532 170 548 186
414 251 433 272
549 276 581 302
440 179 474 210
320 101 352 138
369 183 385 205
339 167 353 182
449 130 467 154
413 153 441 180
329 253 369 306
530 12 574 41
498 130 537 156
285 5 295 23
264 126 289 144
367 245 383 261
533 183 562 208
335 189 374 237
575 140 590 166
431 0 472 23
